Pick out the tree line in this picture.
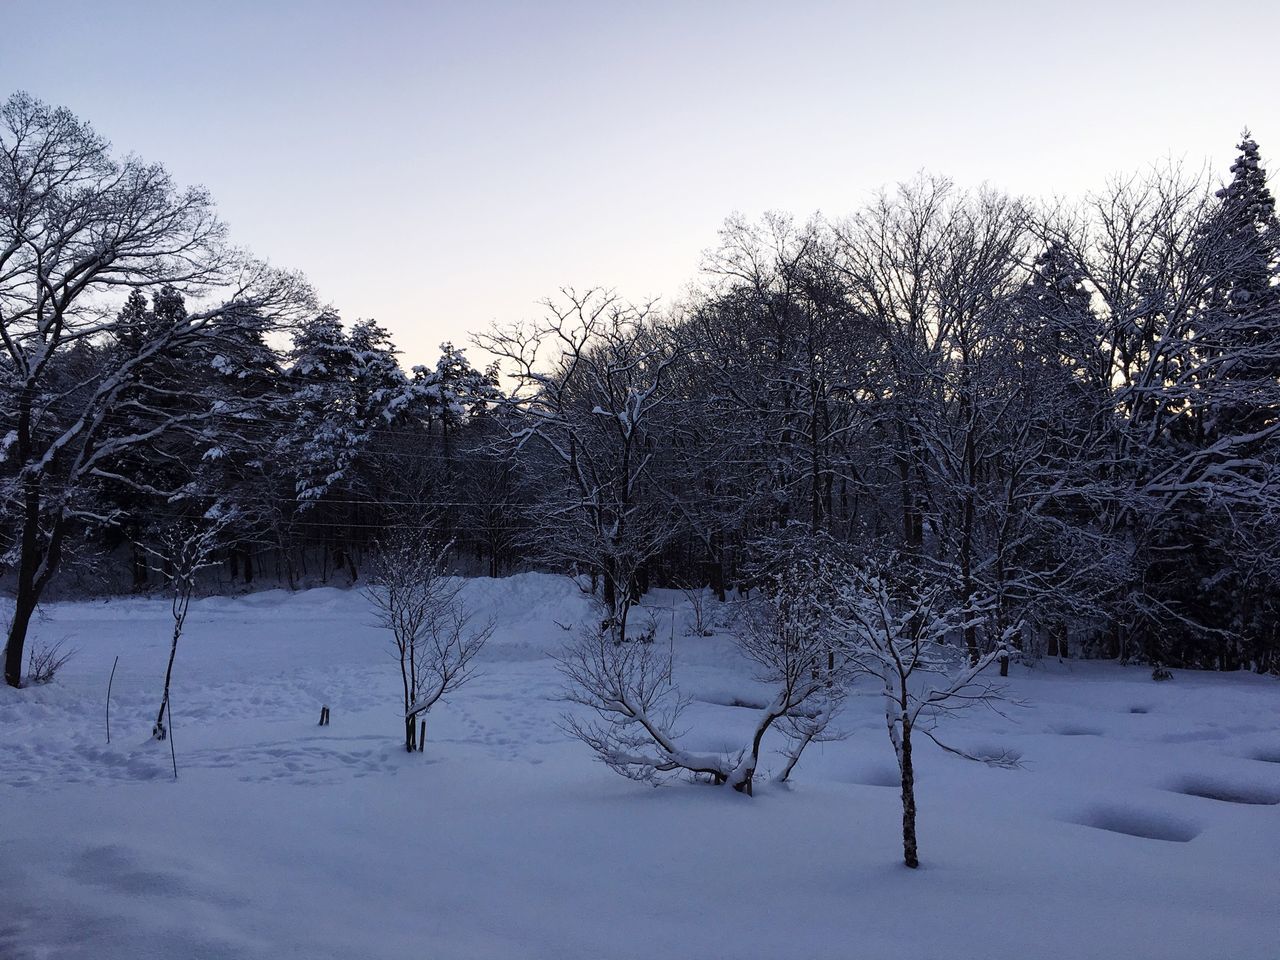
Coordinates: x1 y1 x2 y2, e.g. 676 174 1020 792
3 91 1278 686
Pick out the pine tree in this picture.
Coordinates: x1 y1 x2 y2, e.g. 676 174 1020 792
272 313 419 581
1143 135 1280 668
1007 242 1120 656
1203 133 1280 438
284 311 364 507
112 289 150 357
94 288 205 586
411 342 500 458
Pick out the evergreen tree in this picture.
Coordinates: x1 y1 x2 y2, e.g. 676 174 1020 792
410 342 501 458
112 289 150 357
1160 134 1280 667
1203 133 1280 438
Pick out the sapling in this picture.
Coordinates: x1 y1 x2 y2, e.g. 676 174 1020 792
145 517 230 743
366 532 493 752
680 584 714 637
824 558 1012 868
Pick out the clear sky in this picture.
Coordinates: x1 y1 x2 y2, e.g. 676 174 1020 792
2 0 1273 365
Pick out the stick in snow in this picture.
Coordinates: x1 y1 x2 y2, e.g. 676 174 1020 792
106 655 118 744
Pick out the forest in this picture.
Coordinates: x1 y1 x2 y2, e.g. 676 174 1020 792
4 88 1279 696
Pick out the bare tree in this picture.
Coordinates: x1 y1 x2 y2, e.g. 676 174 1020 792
144 516 232 743
365 532 492 752
477 289 680 641
557 555 841 794
0 92 311 687
679 583 714 637
823 556 1011 868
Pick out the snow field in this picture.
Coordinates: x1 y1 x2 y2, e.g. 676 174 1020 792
2 573 1278 959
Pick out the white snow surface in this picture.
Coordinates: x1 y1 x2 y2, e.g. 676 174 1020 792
2 573 1278 959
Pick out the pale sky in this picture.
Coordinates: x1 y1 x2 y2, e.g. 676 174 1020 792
1 0 1273 366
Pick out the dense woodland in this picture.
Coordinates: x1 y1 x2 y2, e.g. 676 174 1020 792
4 91 1280 687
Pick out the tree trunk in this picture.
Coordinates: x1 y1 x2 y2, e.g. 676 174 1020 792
631 567 649 603
1108 621 1122 660
900 726 920 869
284 551 298 592
154 616 183 740
4 590 38 688
709 554 726 603
603 572 617 617
132 542 148 592
5 480 59 688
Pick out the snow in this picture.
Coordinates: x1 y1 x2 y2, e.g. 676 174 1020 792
2 574 1278 959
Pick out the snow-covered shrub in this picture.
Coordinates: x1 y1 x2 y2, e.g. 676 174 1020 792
556 558 843 794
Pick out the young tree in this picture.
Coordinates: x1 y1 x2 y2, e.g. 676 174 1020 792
365 532 493 751
146 516 233 744
822 556 1011 868
557 551 840 793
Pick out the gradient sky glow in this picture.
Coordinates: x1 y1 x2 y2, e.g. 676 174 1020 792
2 0 1274 365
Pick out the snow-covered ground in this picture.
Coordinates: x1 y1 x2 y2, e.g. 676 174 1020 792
2 574 1278 959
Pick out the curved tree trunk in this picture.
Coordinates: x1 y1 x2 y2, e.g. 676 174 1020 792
5 482 64 688
154 624 181 739
4 593 37 688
